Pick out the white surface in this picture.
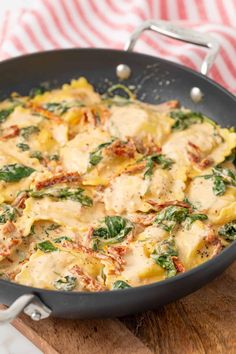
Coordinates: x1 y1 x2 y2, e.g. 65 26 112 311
0 323 42 354
0 0 37 22
0 1 42 351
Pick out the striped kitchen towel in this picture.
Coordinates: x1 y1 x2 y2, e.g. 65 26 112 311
0 0 235 93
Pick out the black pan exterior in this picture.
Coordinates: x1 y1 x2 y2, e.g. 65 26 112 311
0 48 235 125
0 243 235 318
0 49 235 319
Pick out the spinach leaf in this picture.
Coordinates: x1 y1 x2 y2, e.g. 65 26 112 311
201 166 236 196
37 240 58 253
0 107 14 123
152 253 177 277
89 140 114 166
151 238 178 278
29 84 48 98
144 154 174 178
170 110 207 131
28 224 36 236
16 143 30 151
89 151 103 166
54 275 77 291
46 223 60 231
212 176 226 196
30 187 93 207
20 126 40 140
213 166 236 186
30 151 43 161
185 213 208 228
170 110 204 130
154 205 208 231
0 204 17 224
154 206 189 231
44 223 60 236
43 101 84 115
106 84 133 100
112 280 131 290
92 216 133 245
183 197 197 210
224 150 236 166
218 221 236 242
49 153 60 161
0 164 35 182
53 236 72 243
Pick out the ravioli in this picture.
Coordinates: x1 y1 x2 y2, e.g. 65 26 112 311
187 176 236 224
107 240 166 288
104 174 150 213
175 221 215 269
0 77 234 292
107 103 173 145
61 128 111 173
162 122 236 176
15 248 101 290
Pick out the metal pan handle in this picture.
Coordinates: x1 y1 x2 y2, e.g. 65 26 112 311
124 20 220 76
0 294 51 323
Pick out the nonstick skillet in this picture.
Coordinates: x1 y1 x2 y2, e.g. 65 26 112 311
0 20 235 322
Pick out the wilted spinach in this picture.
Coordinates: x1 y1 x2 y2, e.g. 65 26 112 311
30 187 93 207
16 143 30 151
92 216 133 246
43 101 84 115
44 223 60 236
112 280 131 290
0 204 17 224
224 150 236 166
154 205 207 232
29 84 49 98
30 151 43 161
0 107 15 123
53 236 73 244
89 140 114 166
0 164 35 182
144 154 174 178
20 126 40 140
151 238 178 278
218 221 236 242
201 166 236 196
37 240 58 253
49 153 60 161
170 110 215 131
54 275 77 291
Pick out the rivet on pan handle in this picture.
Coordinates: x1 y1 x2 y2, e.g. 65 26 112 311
0 294 51 323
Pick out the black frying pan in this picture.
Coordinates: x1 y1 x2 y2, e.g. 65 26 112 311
0 21 235 322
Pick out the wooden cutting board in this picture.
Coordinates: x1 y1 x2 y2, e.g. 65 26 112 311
2 262 236 354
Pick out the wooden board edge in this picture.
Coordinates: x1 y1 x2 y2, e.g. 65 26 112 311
0 305 152 354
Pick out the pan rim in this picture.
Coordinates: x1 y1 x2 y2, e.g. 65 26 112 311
0 47 235 297
0 47 235 102
0 239 235 296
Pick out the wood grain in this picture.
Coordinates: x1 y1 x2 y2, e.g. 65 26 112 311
11 315 152 354
122 262 236 354
2 262 235 354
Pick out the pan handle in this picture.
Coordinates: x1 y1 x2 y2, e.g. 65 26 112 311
124 20 220 76
0 294 51 323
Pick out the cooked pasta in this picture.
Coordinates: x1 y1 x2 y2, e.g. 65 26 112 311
0 77 235 291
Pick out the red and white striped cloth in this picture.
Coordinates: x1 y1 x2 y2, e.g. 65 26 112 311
0 0 235 93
